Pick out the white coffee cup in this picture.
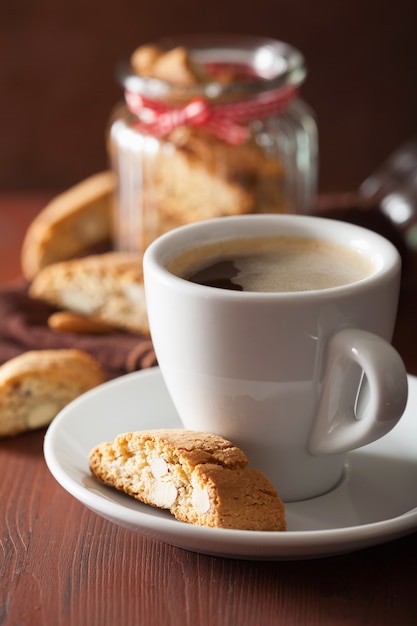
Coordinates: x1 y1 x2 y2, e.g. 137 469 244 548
143 215 408 502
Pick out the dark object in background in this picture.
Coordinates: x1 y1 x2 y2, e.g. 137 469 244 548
360 139 417 251
316 139 417 278
315 192 410 276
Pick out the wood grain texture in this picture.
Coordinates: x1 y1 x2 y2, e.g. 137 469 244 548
1 429 416 626
1 196 417 626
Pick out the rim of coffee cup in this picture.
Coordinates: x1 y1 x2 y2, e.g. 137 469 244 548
143 214 401 299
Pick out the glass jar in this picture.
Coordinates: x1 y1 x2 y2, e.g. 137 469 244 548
108 35 318 253
360 138 417 249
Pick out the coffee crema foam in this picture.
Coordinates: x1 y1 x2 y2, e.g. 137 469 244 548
168 236 375 293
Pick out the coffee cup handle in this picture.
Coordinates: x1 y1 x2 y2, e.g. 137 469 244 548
309 328 408 455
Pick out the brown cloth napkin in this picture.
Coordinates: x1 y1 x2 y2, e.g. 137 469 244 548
0 283 156 380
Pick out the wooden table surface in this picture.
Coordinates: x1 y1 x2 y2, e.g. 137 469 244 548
1 194 417 626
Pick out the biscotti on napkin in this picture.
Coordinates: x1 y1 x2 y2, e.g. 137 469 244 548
29 251 149 335
89 429 286 531
21 171 114 280
0 349 105 437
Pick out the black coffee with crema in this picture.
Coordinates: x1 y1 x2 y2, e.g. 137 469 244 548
168 236 374 293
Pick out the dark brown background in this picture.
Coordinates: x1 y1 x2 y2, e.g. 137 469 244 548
1 0 416 194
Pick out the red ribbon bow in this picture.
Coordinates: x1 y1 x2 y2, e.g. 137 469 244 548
125 85 298 146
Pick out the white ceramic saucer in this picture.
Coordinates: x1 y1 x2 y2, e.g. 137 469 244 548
44 368 417 560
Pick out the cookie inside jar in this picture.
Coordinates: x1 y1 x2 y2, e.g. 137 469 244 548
108 35 318 254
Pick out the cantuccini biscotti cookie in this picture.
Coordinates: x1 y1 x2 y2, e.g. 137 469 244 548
0 349 105 437
29 251 149 335
153 136 255 225
89 429 286 531
21 171 115 280
162 126 287 222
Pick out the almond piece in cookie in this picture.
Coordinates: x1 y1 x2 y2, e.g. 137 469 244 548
0 349 106 437
89 429 286 531
29 251 149 335
130 44 209 86
130 44 162 76
21 171 115 280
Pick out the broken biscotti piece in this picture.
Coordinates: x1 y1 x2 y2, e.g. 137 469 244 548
21 170 115 280
89 429 286 531
0 349 105 437
29 251 149 335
